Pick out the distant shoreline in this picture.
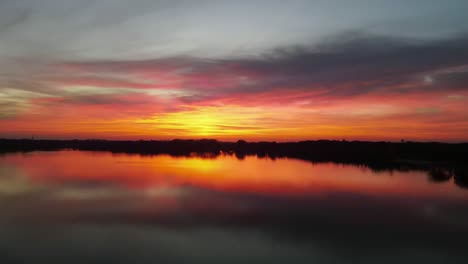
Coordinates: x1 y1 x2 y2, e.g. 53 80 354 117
1 138 467 163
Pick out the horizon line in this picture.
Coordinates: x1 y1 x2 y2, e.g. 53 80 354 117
1 138 467 144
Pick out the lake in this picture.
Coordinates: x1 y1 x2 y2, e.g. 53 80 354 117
0 150 467 263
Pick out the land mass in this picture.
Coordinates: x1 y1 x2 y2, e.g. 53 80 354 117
1 138 467 162
1 138 467 163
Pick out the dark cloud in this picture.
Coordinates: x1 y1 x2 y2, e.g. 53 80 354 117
221 34 468 96
430 71 468 91
59 33 468 103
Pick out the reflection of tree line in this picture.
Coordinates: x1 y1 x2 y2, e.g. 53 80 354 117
1 138 467 188
427 167 468 188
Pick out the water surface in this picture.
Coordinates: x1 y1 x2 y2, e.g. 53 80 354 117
1 151 467 263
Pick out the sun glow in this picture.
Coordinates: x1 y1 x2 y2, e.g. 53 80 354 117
135 105 271 137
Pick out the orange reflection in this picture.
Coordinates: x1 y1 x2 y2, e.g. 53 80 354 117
2 151 467 201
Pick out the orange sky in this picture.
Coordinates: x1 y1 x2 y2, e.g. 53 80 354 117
1 80 467 141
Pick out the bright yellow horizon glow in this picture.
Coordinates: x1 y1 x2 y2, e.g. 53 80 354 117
135 105 300 138
2 96 467 142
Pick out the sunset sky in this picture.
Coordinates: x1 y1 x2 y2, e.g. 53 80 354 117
1 0 468 141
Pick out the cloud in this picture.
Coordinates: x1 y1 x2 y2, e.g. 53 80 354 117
1 29 468 140
54 33 468 104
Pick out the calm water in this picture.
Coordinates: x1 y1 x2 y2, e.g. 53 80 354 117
0 150 467 263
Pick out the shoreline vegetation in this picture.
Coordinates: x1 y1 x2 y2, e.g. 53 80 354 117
1 138 467 188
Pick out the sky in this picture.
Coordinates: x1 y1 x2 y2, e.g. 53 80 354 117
0 0 468 141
